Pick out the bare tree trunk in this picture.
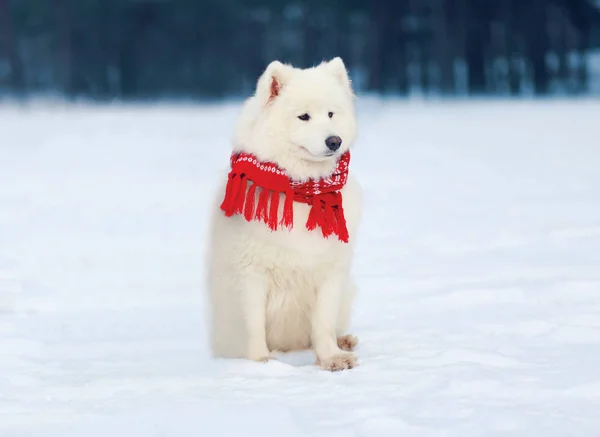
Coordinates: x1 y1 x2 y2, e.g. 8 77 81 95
528 0 550 96
432 0 455 94
464 0 487 94
393 0 409 94
450 0 468 94
419 38 432 95
244 17 267 93
367 3 384 92
368 1 395 93
395 32 408 95
54 0 73 96
576 23 590 94
0 0 25 93
556 12 570 88
503 0 521 95
117 2 152 98
303 13 321 67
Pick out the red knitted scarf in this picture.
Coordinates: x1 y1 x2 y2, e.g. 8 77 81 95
220 151 350 243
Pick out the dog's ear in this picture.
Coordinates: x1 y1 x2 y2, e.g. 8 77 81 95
325 57 353 95
256 61 293 105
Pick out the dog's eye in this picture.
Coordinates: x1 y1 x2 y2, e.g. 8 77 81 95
298 113 310 121
328 112 334 118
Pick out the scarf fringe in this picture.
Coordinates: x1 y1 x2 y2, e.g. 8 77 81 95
268 191 280 231
221 173 296 232
305 193 349 243
243 183 258 222
220 173 240 217
333 202 349 243
234 175 247 215
281 188 294 229
255 187 270 224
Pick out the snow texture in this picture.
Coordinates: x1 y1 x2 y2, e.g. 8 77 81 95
1 98 600 436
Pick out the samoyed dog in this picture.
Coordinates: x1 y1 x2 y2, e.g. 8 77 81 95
206 57 362 371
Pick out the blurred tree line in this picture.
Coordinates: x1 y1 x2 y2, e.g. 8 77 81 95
1 0 599 100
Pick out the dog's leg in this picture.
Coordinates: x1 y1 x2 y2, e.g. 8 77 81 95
312 274 358 371
240 271 270 362
336 279 358 352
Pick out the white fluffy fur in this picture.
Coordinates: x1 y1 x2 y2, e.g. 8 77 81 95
206 58 362 371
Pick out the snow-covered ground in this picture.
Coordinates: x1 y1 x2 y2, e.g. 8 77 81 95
1 98 600 437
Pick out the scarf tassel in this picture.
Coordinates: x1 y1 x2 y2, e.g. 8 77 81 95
281 188 294 229
255 187 271 225
333 204 349 243
322 203 336 238
243 183 258 222
306 193 349 243
268 191 280 231
306 201 321 232
234 175 247 215
220 173 242 217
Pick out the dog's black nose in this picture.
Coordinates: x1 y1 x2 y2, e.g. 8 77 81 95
325 136 342 152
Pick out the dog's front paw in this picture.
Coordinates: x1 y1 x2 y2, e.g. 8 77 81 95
317 352 358 371
337 334 359 351
247 347 271 363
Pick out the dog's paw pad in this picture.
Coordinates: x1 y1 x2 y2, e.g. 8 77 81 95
337 334 359 351
317 352 358 372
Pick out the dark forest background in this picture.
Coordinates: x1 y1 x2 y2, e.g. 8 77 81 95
1 0 600 100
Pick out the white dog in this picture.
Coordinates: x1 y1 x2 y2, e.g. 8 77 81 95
206 57 362 371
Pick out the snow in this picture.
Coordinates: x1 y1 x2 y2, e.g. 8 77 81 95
1 98 600 436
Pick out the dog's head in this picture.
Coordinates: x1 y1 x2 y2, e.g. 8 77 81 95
233 58 357 180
